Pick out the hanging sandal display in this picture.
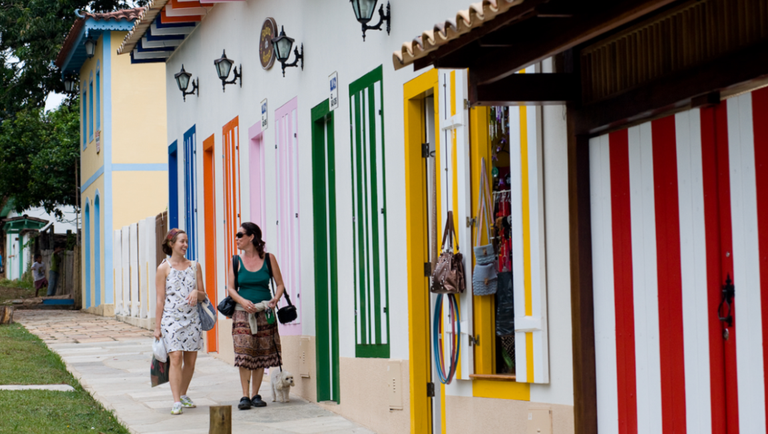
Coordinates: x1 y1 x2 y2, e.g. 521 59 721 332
430 211 466 295
473 158 498 296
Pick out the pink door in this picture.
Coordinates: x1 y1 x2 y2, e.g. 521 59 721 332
275 98 301 335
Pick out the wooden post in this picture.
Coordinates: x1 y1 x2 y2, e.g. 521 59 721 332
0 306 14 325
209 405 231 434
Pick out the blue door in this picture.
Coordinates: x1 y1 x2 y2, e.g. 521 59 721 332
85 201 91 308
169 142 179 231
95 194 101 306
184 126 197 260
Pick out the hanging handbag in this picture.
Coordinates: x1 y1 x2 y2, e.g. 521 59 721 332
216 255 239 317
265 253 298 324
473 158 498 296
193 260 217 331
431 211 466 294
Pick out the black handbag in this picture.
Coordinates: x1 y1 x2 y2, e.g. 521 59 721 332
216 255 239 317
265 253 298 324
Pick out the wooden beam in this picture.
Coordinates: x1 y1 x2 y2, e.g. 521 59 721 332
567 107 598 434
436 0 677 85
470 73 580 105
411 0 548 70
574 38 768 135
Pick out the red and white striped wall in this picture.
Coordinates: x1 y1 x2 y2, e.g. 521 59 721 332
589 86 768 433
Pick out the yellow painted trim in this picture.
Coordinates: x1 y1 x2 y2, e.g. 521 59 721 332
470 106 495 376
519 104 535 381
473 379 530 401
404 68 438 434
441 382 447 434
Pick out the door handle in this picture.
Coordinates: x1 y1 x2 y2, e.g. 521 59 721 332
718 274 735 328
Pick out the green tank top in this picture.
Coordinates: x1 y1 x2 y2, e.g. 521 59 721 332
237 256 271 303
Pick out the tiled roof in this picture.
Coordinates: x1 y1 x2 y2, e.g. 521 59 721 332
55 8 143 68
117 0 172 56
392 0 524 71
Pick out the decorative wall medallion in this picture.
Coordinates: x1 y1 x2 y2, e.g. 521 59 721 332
260 18 278 70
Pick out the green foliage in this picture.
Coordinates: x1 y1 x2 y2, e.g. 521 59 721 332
0 0 148 214
0 324 130 433
0 102 80 217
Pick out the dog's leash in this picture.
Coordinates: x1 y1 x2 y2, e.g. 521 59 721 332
271 321 283 373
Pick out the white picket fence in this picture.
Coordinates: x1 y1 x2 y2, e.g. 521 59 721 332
113 213 167 327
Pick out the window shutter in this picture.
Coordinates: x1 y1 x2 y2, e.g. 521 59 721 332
437 69 474 379
510 66 550 384
350 66 390 358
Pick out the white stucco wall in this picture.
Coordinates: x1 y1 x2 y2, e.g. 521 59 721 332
162 0 575 414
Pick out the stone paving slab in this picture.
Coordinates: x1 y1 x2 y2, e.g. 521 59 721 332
0 384 76 391
15 310 376 434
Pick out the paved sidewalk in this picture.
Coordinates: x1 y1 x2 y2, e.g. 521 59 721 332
15 310 374 434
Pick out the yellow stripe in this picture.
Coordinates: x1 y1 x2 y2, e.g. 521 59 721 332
520 101 534 381
450 71 462 379
526 332 534 381
441 382 447 434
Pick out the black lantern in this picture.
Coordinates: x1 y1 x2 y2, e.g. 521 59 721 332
63 76 78 94
174 64 199 102
213 50 242 92
350 0 391 41
271 26 303 77
84 36 97 58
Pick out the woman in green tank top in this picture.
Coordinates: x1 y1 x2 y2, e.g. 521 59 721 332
227 222 286 410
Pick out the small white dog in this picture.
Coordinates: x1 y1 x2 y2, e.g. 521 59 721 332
270 369 295 403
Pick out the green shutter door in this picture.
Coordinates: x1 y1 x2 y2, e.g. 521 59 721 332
350 66 390 358
311 100 340 402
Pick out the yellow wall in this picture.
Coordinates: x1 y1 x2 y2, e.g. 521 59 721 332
80 33 106 182
110 32 167 165
112 172 168 229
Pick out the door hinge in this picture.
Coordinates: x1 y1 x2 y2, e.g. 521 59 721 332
469 335 479 346
427 382 435 397
464 98 470 110
421 143 432 158
424 262 432 277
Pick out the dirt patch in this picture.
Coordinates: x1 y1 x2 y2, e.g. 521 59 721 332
0 285 37 304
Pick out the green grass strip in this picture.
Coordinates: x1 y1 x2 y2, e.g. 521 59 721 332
0 324 129 434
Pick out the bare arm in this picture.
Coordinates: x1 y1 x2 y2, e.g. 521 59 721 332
268 254 286 308
154 263 168 339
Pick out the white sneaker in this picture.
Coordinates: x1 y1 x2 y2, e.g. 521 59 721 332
180 395 196 408
171 402 183 415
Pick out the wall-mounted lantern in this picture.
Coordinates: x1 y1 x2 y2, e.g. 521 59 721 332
350 0 391 41
84 36 97 58
271 26 303 77
174 64 199 102
63 76 78 94
214 50 242 92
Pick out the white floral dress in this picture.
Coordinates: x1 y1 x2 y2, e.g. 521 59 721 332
161 260 203 352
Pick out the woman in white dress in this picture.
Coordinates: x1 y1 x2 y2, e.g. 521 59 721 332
154 228 208 415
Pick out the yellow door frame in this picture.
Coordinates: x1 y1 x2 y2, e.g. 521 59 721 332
404 69 440 434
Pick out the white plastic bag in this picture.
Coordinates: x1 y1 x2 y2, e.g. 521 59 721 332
152 337 168 363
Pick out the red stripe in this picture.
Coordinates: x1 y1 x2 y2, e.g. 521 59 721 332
651 115 688 434
700 106 728 433
609 130 638 434
751 87 768 426
714 101 740 433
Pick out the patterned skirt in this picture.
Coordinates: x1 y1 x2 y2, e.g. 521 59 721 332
232 310 282 370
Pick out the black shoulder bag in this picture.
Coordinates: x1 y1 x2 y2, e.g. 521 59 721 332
216 255 239 317
265 253 297 324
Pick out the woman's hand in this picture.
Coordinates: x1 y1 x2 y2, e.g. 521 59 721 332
268 297 279 309
239 298 257 314
154 329 162 340
186 291 198 307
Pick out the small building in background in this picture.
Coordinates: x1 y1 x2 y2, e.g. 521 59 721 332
55 9 168 316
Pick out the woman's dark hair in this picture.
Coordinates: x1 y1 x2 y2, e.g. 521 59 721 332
241 222 266 259
162 228 187 256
